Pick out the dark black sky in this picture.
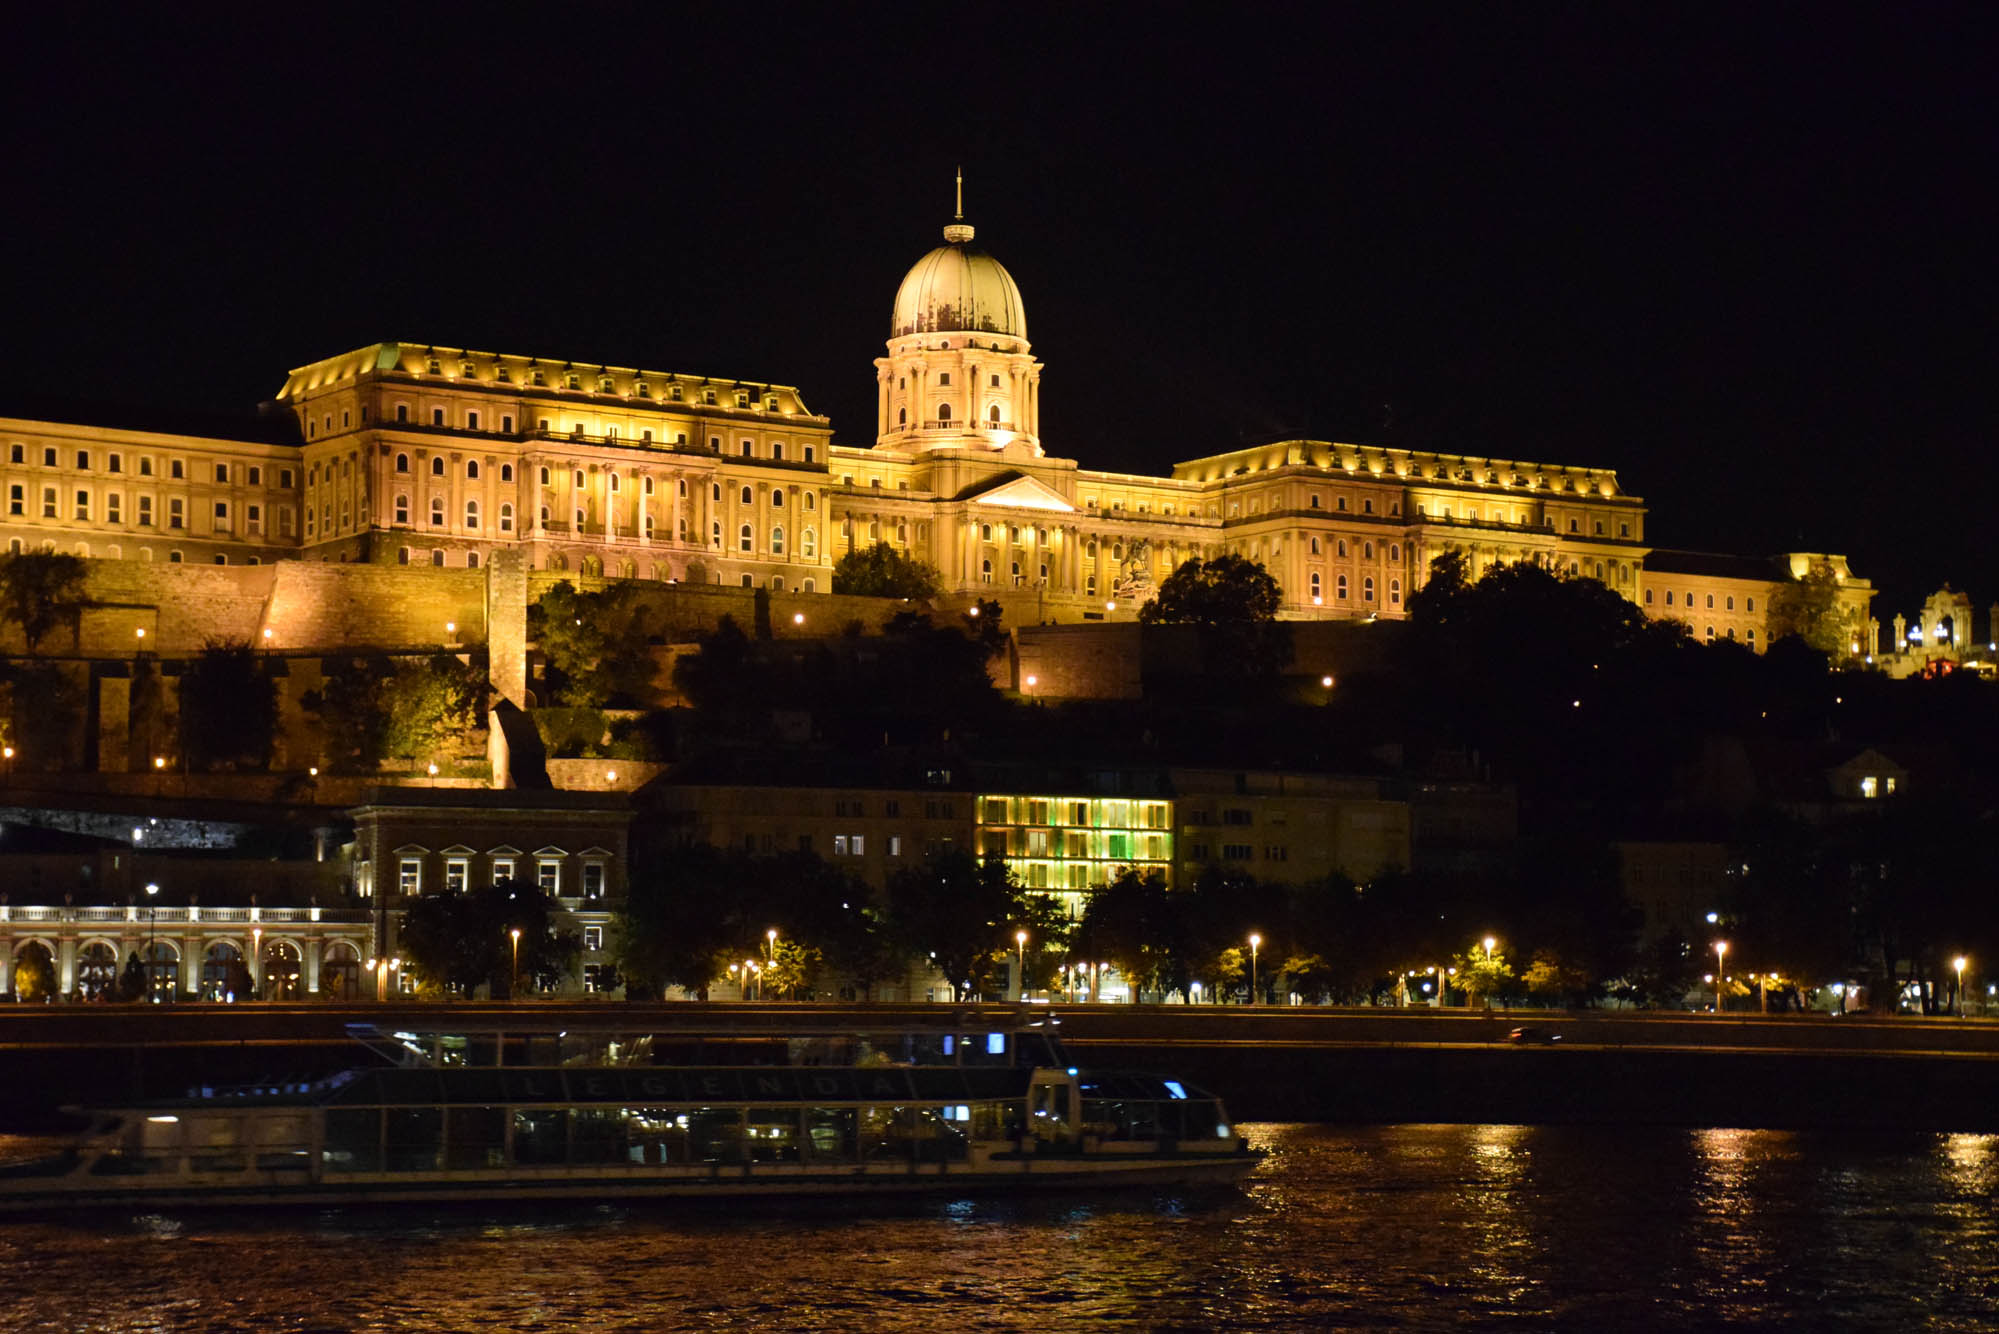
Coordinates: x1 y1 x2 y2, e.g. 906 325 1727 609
2 4 1991 613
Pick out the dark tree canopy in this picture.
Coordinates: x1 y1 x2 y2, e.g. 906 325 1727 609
0 552 87 654
304 653 485 770
179 643 278 771
1766 559 1859 657
398 876 578 998
1139 555 1293 677
1140 554 1281 627
528 581 660 707
830 542 943 600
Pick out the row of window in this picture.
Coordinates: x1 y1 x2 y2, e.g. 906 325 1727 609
5 486 289 536
405 364 782 408
5 445 290 489
3 537 253 565
379 404 816 463
1307 572 1402 606
1646 588 1757 613
395 854 607 899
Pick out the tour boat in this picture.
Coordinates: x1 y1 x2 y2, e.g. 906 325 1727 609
0 1017 1261 1210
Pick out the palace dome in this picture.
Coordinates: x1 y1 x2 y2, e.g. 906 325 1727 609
890 222 1027 340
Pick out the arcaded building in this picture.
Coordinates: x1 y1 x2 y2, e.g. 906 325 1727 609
0 205 1868 647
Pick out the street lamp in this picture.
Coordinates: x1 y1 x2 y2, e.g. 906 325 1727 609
509 927 521 1001
1248 933 1261 1006
1713 940 1728 1013
144 882 160 1003
1014 930 1028 1001
252 926 262 1001
1954 956 1967 1018
1483 936 1496 958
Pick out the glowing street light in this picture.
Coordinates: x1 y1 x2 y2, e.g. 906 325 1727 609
1713 940 1728 1014
1248 933 1262 1006
1015 929 1028 1001
510 927 522 1001
1955 956 1968 1018
1482 935 1496 959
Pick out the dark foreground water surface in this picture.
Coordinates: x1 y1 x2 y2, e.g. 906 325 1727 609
4 1124 1996 1332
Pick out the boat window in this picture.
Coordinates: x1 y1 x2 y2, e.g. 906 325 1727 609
511 1108 568 1165
986 1033 1007 1057
445 1106 506 1170
385 1107 442 1171
321 1108 381 1173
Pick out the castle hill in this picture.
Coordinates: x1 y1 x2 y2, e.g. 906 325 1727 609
0 203 1995 1131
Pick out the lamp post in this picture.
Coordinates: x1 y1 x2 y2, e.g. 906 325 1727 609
1014 930 1028 1002
251 925 262 1001
1713 941 1728 1014
144 882 159 1003
1248 933 1261 1006
509 927 521 1001
1954 956 1967 1018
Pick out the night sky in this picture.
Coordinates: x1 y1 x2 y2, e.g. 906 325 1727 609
2 5 1990 614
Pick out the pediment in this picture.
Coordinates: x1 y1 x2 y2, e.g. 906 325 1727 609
962 473 1075 513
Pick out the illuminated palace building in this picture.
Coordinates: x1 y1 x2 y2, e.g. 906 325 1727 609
0 206 1870 642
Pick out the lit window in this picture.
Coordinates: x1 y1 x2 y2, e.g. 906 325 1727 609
399 859 421 895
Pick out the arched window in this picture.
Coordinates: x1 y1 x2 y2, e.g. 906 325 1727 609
1310 537 1320 555
1337 574 1349 600
1390 577 1402 605
980 558 992 583
738 523 753 552
802 527 817 558
867 521 880 541
394 494 409 525
937 404 952 422
499 503 514 533
1363 541 1374 559
1337 539 1348 558
1726 595 1735 611
1085 574 1096 596
467 460 481 480
396 453 409 473
771 525 785 555
771 490 784 509
896 523 907 545
643 476 654 497
804 492 815 511
644 513 654 537
465 499 480 529
431 457 444 477
711 521 721 548
501 464 514 483
1363 576 1375 602
539 467 551 486
980 524 992 542
430 498 444 527
1389 543 1401 563
539 505 550 525
574 508 585 528
1011 560 1022 586
608 473 620 492
1086 540 1097 558
1309 571 1322 601
898 407 907 425
740 485 754 506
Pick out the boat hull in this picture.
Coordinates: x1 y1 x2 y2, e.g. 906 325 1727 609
0 1151 1261 1213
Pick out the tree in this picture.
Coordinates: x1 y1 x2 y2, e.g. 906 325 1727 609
1139 555 1292 677
1766 559 1857 657
1450 944 1515 1007
831 541 942 600
117 952 147 1003
529 581 659 707
0 661 83 770
13 944 56 1001
883 848 1038 998
305 654 485 770
398 877 579 998
178 644 278 771
0 552 87 654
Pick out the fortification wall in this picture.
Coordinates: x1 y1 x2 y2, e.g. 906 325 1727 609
259 562 486 651
522 573 925 643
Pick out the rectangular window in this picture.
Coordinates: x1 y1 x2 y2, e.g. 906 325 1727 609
445 858 468 894
6 485 19 516
248 465 261 486
492 857 515 885
108 453 122 474
582 863 605 900
280 469 293 489
138 496 153 526
247 504 261 534
40 487 55 518
169 498 184 529
537 860 561 894
501 415 513 433
432 407 445 426
888 835 903 857
106 493 121 524
213 501 230 531
466 410 480 431
214 463 229 483
583 926 604 952
75 450 89 470
170 459 183 479
399 859 422 895
73 490 88 521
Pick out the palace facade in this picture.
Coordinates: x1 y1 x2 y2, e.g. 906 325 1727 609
0 208 1869 645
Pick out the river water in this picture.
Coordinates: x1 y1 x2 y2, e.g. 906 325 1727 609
3 1123 1995 1332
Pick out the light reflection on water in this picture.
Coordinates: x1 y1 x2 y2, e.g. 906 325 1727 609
1 1125 1996 1332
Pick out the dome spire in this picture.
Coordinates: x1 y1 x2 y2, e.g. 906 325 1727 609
943 166 975 244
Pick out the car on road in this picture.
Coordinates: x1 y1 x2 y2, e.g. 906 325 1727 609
1507 1026 1562 1044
